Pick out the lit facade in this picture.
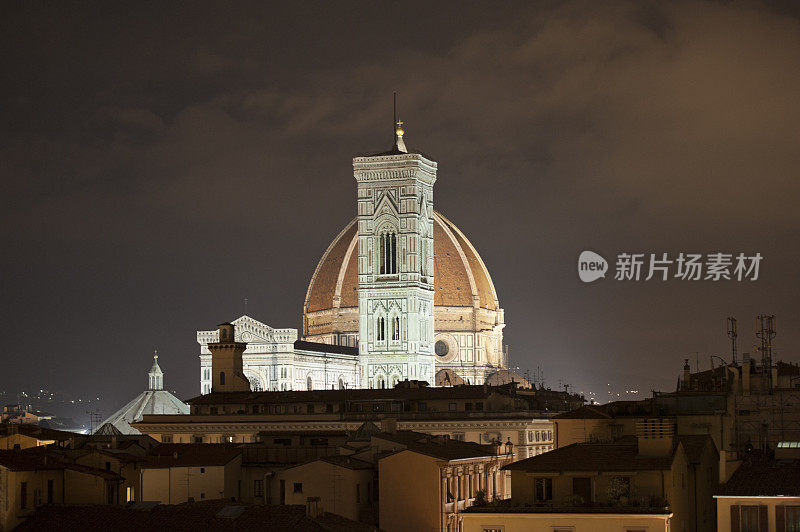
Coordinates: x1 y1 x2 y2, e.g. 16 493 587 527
199 128 510 392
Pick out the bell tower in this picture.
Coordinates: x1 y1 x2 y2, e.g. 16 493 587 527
354 115 437 388
209 323 251 392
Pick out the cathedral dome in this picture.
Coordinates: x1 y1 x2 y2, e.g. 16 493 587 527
303 210 500 334
485 369 532 389
435 369 466 387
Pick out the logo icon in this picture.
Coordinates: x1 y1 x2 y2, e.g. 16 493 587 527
578 251 608 283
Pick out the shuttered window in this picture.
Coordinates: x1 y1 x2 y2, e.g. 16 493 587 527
731 505 769 532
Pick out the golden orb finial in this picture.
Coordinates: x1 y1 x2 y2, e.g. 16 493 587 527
396 119 404 138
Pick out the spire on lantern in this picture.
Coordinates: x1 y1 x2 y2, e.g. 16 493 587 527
393 92 408 153
148 349 164 390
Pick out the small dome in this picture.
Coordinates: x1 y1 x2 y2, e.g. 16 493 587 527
435 369 466 387
486 369 532 389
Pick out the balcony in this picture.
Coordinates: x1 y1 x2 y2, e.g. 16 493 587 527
462 500 671 515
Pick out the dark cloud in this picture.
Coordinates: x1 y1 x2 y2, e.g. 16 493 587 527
2 1 799 411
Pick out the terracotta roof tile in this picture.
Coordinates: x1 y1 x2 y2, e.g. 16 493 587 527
503 441 673 472
303 210 501 321
717 456 800 496
144 444 242 468
15 501 376 532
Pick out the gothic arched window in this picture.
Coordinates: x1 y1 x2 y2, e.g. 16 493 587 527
219 371 226 386
376 316 385 341
379 231 397 275
392 316 400 341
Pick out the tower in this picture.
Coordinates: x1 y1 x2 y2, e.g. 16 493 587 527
354 117 437 388
209 323 251 392
148 350 164 391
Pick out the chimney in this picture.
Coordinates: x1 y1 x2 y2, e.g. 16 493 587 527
209 323 251 392
380 417 397 434
636 419 675 457
682 359 691 391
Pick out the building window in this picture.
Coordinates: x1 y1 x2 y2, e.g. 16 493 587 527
448 403 457 411
219 371 226 385
379 232 397 274
254 480 264 498
572 477 592 503
534 477 553 502
20 482 27 509
739 506 765 532
293 483 303 494
785 506 800 532
162 435 173 443
193 435 204 444
376 317 385 341
356 483 361 503
392 316 400 340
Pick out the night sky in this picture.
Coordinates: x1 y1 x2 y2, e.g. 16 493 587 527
3 1 800 414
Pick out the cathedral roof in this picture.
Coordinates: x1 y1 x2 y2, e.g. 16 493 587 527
485 370 533 389
303 211 500 315
435 369 466 387
96 391 189 435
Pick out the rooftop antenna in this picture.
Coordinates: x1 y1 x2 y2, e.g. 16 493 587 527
86 408 101 434
755 314 777 388
727 317 738 365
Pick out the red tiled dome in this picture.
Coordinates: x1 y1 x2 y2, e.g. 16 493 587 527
303 211 500 330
